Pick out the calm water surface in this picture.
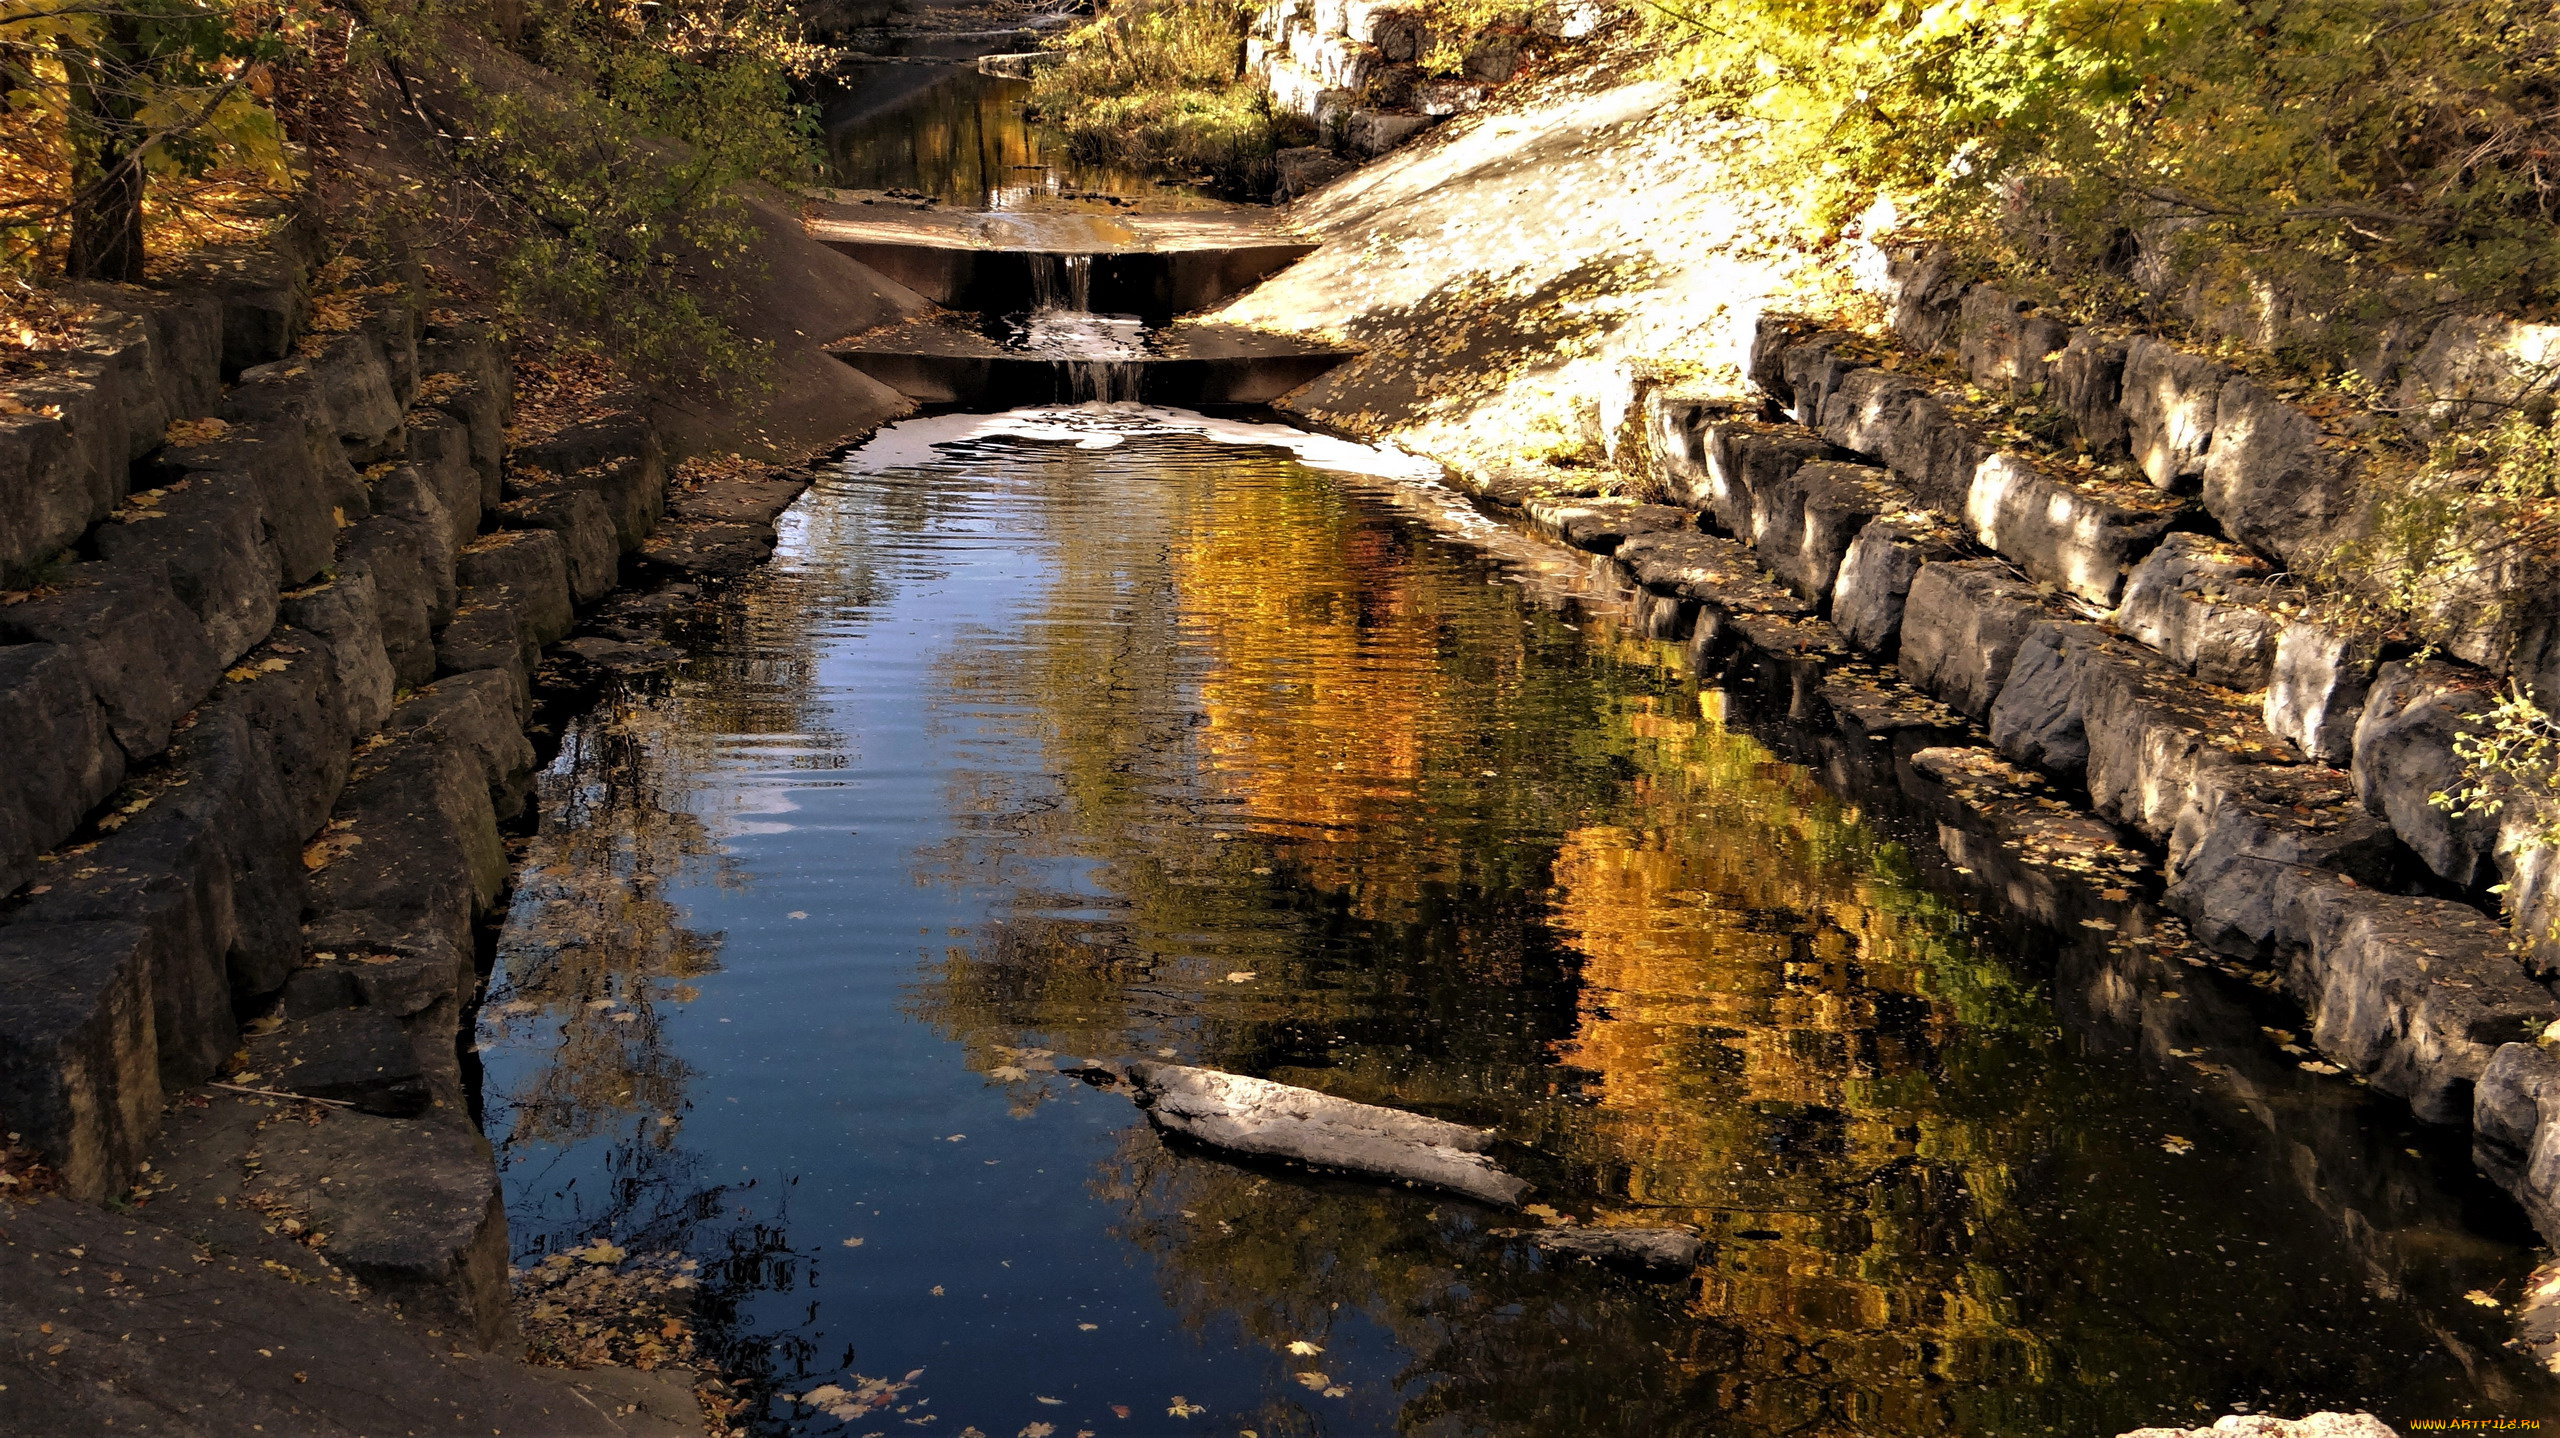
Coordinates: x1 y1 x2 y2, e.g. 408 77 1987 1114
480 408 2556 1436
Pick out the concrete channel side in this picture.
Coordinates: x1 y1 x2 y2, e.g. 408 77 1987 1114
1455 293 2560 1283
0 232 827 1359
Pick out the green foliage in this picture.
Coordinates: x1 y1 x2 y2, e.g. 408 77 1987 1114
1648 0 2560 320
2319 411 2560 642
2437 684 2560 847
373 0 828 392
1027 0 1309 196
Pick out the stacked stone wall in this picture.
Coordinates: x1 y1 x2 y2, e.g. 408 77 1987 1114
0 237 821 1347
1460 288 2560 1262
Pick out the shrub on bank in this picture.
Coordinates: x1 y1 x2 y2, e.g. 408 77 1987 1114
1026 0 1311 198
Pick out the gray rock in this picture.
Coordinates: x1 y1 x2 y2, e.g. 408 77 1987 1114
1777 333 1866 429
90 473 282 671
434 598 535 720
303 730 507 971
2052 330 2130 458
402 407 483 548
1883 246 1966 354
1528 495 1691 554
2264 618 2382 765
1815 367 1928 459
2475 1042 2560 1244
2200 376 2363 571
1747 313 1828 400
2121 334 2228 491
1753 460 1910 600
0 560 220 764
1640 390 1756 510
150 418 340 589
1346 109 1438 155
2113 531 2286 690
264 1006 431 1116
0 921 162 1200
1832 516 1965 656
2076 640 2298 843
1274 146 1353 200
1615 530 1813 615
1896 560 2060 720
241 1107 517 1347
1127 1062 1529 1206
339 509 448 689
0 408 106 583
2277 872 2556 1124
2352 660 2501 890
1872 389 1992 515
2395 314 2560 438
279 573 396 739
1963 450 2183 605
1956 286 2068 397
247 331 401 463
0 643 121 895
2165 764 2408 960
512 413 666 551
1985 619 2116 778
455 528 575 645
499 485 620 605
1701 422 1830 539
383 672 538 823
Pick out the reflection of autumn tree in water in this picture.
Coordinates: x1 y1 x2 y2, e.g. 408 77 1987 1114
905 438 2494 1433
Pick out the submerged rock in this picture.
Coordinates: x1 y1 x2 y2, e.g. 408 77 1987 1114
1125 1062 1529 1207
1510 1224 1703 1275
2119 1414 2398 1438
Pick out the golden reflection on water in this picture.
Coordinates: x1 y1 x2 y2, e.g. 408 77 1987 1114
488 432 2535 1433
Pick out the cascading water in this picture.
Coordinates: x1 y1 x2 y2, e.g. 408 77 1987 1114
1014 251 1149 402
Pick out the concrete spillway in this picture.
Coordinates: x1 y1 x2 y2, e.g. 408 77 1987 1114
832 316 1354 407
807 196 1317 321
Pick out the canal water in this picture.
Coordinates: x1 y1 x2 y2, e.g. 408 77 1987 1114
478 406 2555 1435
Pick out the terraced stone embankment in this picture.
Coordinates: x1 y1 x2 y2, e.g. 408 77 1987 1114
0 227 823 1362
1459 296 2560 1275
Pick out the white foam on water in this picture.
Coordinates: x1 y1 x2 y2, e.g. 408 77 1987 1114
838 403 1452 484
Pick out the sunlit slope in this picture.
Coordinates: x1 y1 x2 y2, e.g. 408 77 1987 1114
1212 45 1810 470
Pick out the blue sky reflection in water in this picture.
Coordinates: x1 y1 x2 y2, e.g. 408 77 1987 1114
478 406 2553 1436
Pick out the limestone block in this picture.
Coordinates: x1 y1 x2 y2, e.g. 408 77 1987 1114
1615 530 1814 615
1832 516 1965 657
1777 333 1866 429
2200 376 2363 571
511 412 667 551
220 629 364 841
241 1110 517 1347
454 529 575 646
220 362 372 524
1346 108 1437 156
1641 390 1751 510
0 643 121 895
383 672 538 823
1815 367 1928 460
434 599 535 721
361 299 423 411
1462 32 1523 82
1896 560 2059 720
162 237 310 372
251 329 403 463
1754 460 1908 600
1962 450 2182 605
2352 659 2501 890
1883 246 1966 354
2076 640 2297 843
2396 314 2560 437
91 474 282 671
2277 873 2556 1124
2052 330 2130 458
0 921 163 1200
1956 286 2068 398
1871 389 1990 515
403 408 483 549
1528 495 1690 554
303 732 506 969
151 419 341 588
280 574 396 740
1985 619 2116 778
1701 421 1829 540
1344 0 1423 57
2475 1042 2560 1244
2164 763 2408 961
2265 617 2381 765
2114 531 2286 690
0 409 104 581
2121 334 2228 491
338 472 458 688
1747 313 1828 400
0 560 220 764
269 1007 431 1116
1273 143 1352 197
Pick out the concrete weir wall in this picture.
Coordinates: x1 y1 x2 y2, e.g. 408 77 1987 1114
0 236 811 1346
1492 293 2560 1256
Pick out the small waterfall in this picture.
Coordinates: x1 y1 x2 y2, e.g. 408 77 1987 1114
1015 252 1145 401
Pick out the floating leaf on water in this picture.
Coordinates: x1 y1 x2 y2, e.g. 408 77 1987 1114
2299 1059 2344 1075
1021 1424 1057 1437
930 1285 946 1296
1225 971 1257 983
842 1237 865 1248
1294 1372 1330 1390
989 1066 1030 1083
2468 1289 2503 1308
1167 1398 1205 1418
1035 1396 1063 1405
2161 1136 2194 1155
1077 1323 1098 1331
1285 1340 1322 1355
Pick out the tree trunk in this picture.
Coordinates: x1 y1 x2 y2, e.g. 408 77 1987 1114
64 22 146 283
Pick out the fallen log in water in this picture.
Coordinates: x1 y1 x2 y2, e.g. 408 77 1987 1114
1504 1225 1705 1276
1123 1063 1531 1208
